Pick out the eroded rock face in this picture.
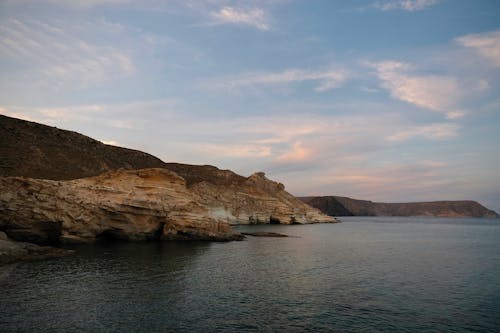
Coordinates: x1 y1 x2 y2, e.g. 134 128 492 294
190 171 336 225
0 168 241 244
0 168 335 245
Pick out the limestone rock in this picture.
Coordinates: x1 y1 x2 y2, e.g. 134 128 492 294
0 168 336 245
191 171 337 225
0 168 242 244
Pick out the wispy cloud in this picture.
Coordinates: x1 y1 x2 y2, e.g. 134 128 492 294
209 68 349 92
456 30 500 67
276 141 311 162
0 18 134 88
386 123 460 141
201 143 272 158
368 60 464 119
210 6 270 30
306 160 455 200
43 0 131 7
373 0 439 11
0 99 178 128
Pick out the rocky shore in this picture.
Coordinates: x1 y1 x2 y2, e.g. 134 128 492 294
0 231 72 266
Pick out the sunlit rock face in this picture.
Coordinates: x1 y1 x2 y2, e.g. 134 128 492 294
191 171 337 225
0 169 239 244
0 168 336 245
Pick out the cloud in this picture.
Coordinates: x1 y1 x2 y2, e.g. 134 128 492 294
52 0 129 7
373 0 439 11
101 140 121 146
4 0 132 8
276 141 311 162
368 60 464 119
305 160 453 200
201 144 272 158
386 123 460 141
0 99 178 128
210 6 270 30
211 68 349 92
0 18 134 88
456 30 500 67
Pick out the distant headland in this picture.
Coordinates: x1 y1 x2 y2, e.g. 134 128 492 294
300 196 498 218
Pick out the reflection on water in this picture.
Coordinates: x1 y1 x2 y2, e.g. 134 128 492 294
1 218 499 332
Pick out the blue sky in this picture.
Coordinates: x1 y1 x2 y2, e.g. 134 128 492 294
1 0 500 211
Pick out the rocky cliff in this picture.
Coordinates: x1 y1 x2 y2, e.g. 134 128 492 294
300 196 499 218
0 168 334 245
0 114 334 224
0 168 241 244
0 115 335 249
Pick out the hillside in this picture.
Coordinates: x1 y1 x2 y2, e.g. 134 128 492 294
0 114 168 180
0 114 251 188
300 196 499 218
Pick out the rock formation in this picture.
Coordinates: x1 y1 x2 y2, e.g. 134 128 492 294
0 231 73 266
300 196 499 218
0 168 335 246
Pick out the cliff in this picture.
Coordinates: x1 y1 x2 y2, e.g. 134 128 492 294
0 115 335 250
0 168 333 245
0 114 333 224
0 168 243 244
300 196 499 218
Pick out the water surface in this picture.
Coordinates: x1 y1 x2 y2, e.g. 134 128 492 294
1 217 499 332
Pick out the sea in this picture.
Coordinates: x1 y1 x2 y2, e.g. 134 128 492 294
1 217 499 332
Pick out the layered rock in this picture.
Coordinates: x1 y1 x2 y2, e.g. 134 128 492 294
191 171 335 224
0 168 242 244
0 168 335 246
300 196 499 218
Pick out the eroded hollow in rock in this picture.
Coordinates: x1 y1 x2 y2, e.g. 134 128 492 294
269 216 281 224
96 229 130 242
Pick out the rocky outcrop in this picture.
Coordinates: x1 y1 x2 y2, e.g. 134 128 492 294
300 196 499 218
0 168 335 246
0 232 72 266
191 171 336 225
0 114 336 251
0 168 243 244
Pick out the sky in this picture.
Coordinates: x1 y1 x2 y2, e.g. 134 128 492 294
1 0 500 211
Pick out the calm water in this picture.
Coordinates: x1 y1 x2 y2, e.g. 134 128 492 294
1 217 499 332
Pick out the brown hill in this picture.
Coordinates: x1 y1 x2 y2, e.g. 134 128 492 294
0 114 167 180
300 196 499 218
0 114 249 187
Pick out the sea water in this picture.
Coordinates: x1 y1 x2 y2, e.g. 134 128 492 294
1 217 499 332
